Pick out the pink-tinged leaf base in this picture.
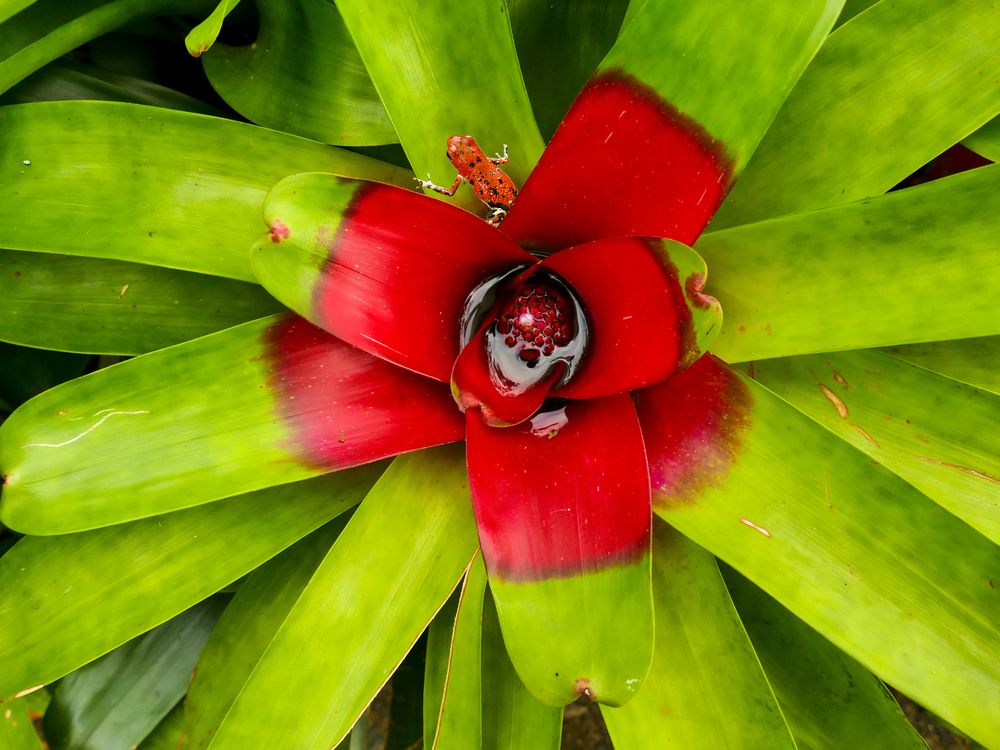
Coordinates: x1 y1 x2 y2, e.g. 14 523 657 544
501 69 733 253
466 393 650 581
264 315 465 470
634 355 752 507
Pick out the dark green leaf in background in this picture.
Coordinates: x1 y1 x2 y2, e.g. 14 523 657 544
0 250 284 355
0 470 377 699
44 598 226 750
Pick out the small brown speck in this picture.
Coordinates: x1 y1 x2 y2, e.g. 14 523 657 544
818 384 849 418
119 284 129 299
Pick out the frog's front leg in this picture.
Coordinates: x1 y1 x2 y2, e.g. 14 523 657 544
416 174 464 196
488 144 510 165
486 205 508 226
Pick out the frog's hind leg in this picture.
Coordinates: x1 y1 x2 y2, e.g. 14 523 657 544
416 174 464 196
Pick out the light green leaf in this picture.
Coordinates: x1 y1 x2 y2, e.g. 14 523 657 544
481 590 562 750
0 101 410 282
43 598 225 750
602 521 795 749
883 336 1000 396
654 362 1000 746
750 349 1000 543
201 0 396 145
184 520 349 750
206 447 479 750
714 0 1000 227
0 250 284 355
335 0 545 213
0 0 38 25
726 570 926 750
601 0 843 177
423 555 487 750
0 694 43 750
184 0 242 56
963 115 1000 161
0 469 377 698
700 164 1000 362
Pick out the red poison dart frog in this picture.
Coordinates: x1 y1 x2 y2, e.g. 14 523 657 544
417 135 518 225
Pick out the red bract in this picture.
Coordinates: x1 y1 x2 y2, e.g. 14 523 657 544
251 70 729 706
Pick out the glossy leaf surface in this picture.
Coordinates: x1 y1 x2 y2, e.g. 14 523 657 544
207 447 479 750
423 556 487 750
335 0 545 213
701 165 1000 362
726 570 927 750
44 598 225 750
0 315 461 532
501 0 840 250
468 395 653 706
252 174 531 381
0 102 409 281
184 521 348 749
0 250 284 355
884 336 1000 396
481 591 563 750
0 470 376 699
715 0 1000 227
751 349 1000 543
200 0 395 145
639 357 1000 747
184 0 241 55
602 521 795 749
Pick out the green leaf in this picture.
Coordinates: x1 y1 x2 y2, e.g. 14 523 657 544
481 589 562 750
0 469 377 698
137 704 184 750
0 316 353 532
0 694 43 750
883 336 1000 396
184 520 349 749
0 0 39 25
507 0 629 140
0 101 411 282
601 521 795 749
0 250 284 355
726 570 927 750
184 0 242 56
0 0 211 94
1 58 225 114
200 0 396 145
44 598 226 750
700 165 1000 363
601 0 842 176
749 349 1000 543
423 555 487 750
833 0 880 28
714 0 1000 227
206 447 479 750
334 0 545 212
0 342 88 409
963 115 1000 161
654 363 1000 746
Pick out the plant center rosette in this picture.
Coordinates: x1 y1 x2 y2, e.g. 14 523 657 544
250 80 727 706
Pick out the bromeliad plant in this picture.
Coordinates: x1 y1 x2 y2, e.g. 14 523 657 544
0 1 998 748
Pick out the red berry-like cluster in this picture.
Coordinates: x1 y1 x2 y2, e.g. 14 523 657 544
496 281 573 364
